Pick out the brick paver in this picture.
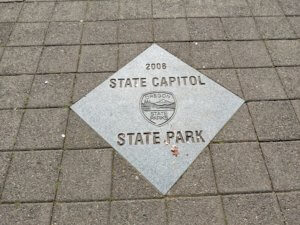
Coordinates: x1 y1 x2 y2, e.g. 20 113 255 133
0 0 299 224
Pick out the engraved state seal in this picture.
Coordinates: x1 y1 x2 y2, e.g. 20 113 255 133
140 91 176 126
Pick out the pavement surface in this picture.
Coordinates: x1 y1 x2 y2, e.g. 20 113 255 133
0 0 299 224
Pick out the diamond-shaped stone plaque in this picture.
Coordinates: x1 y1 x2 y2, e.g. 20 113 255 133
71 44 244 194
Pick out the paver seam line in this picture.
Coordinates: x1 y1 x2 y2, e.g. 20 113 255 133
24 1 68 224
0 15 299 26
0 2 25 68
2 38 300 48
209 17 239 225
0 64 300 78
272 0 299 38
207 145 229 225
242 2 290 224
47 0 87 224
0 1 26 202
1 189 300 205
107 0 120 223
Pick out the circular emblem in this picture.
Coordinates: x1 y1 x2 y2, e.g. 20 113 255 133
140 91 176 126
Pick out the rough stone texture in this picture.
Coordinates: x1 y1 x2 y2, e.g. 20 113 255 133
27 74 75 107
0 75 33 109
118 43 151 68
15 108 68 150
247 0 283 16
112 153 161 199
228 41 273 67
0 152 11 193
82 21 117 44
78 45 118 72
291 100 300 120
167 148 217 195
2 150 62 202
64 111 110 149
266 40 300 66
0 203 52 225
52 2 86 21
187 18 226 41
277 192 300 225
190 41 233 68
201 69 244 98
288 17 300 37
0 23 13 46
237 68 287 100
223 193 284 225
85 1 118 21
153 0 186 18
277 0 300 15
19 2 55 22
154 19 189 42
255 17 296 39
8 23 48 46
0 110 23 150
119 0 152 19
276 67 300 98
45 22 83 45
261 141 300 191
38 46 80 73
51 202 110 225
211 142 271 193
222 17 260 40
157 42 192 65
0 3 22 22
185 0 219 17
167 196 226 225
72 73 111 103
214 104 257 142
110 199 166 225
57 149 112 201
0 47 42 74
215 0 251 16
119 20 153 43
248 101 300 141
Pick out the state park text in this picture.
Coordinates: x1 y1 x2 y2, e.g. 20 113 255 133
117 130 205 146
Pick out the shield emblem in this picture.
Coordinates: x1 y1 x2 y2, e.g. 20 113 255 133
140 91 176 126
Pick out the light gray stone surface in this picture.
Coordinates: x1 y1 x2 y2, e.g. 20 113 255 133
38 46 80 73
167 148 217 195
52 202 110 225
110 199 166 225
57 149 112 201
8 23 48 46
0 203 52 225
277 192 300 225
27 74 74 107
0 75 33 109
223 193 284 225
2 150 62 202
248 101 300 141
72 44 244 194
15 108 69 149
211 142 271 193
0 110 23 150
0 152 11 193
261 141 300 190
0 47 42 74
167 196 226 225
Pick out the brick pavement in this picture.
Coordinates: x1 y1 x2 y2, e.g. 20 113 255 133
0 0 299 224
